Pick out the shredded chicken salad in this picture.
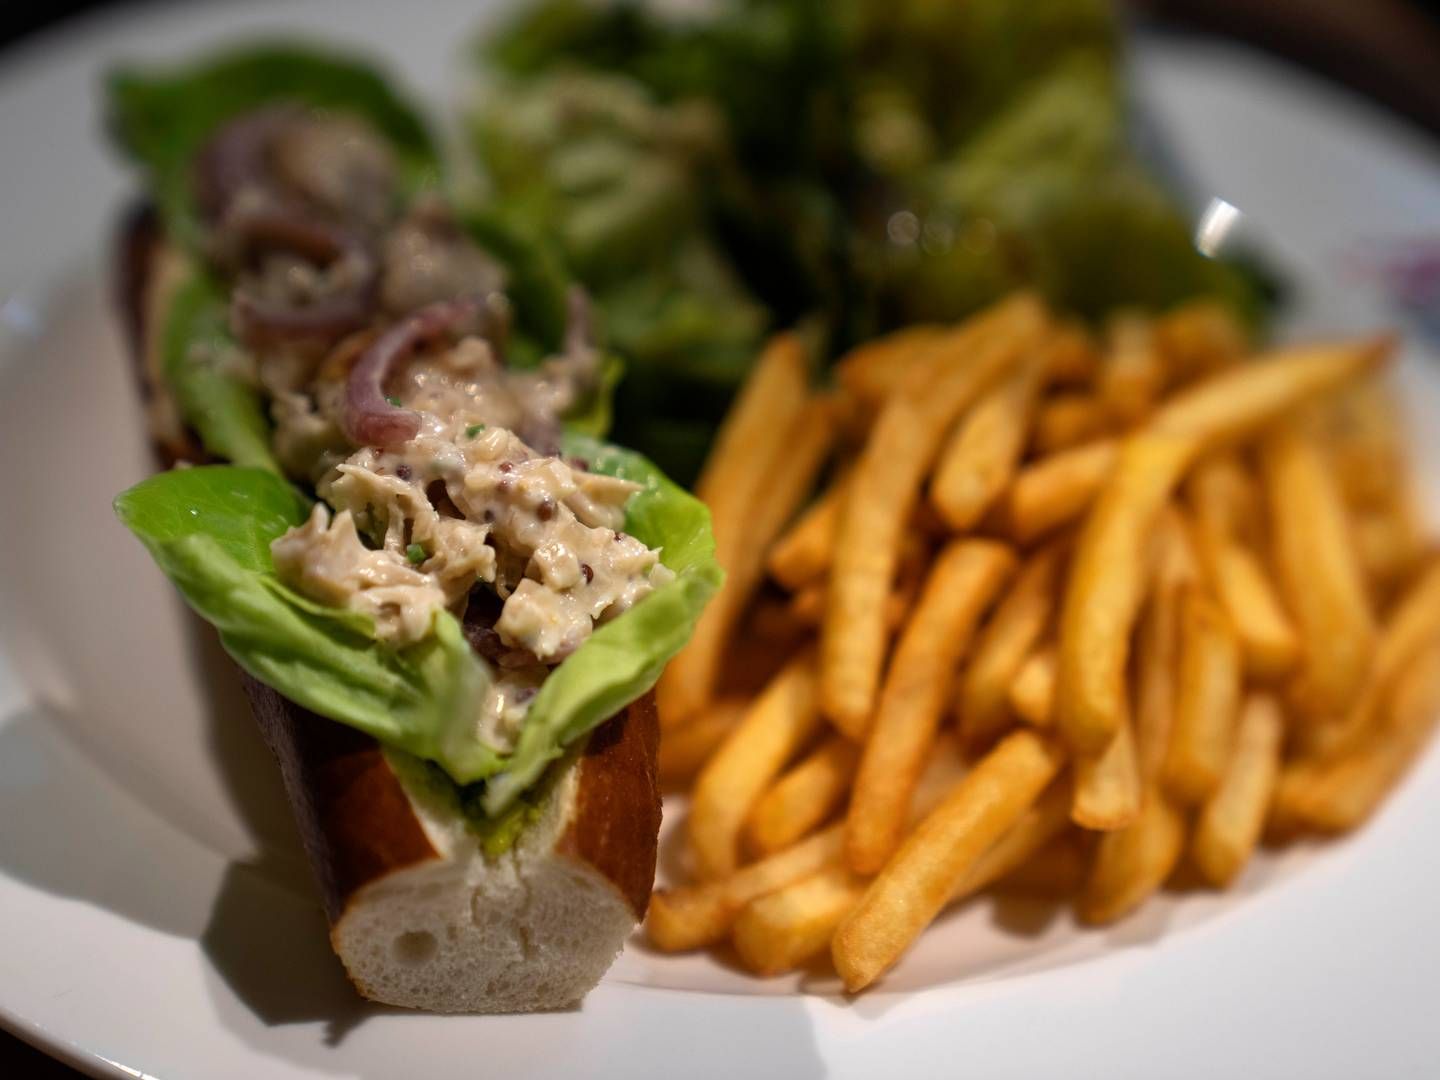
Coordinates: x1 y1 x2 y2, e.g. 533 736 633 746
195 106 673 752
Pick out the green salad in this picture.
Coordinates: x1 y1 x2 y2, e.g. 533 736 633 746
470 0 1278 483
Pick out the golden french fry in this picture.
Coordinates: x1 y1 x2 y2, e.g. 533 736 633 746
1155 299 1248 382
951 776 1073 900
1072 719 1141 830
1100 311 1165 424
1009 644 1058 728
822 295 1046 735
832 730 1064 992
958 540 1066 744
1320 376 1410 510
767 474 848 590
1304 557 1440 759
1150 336 1392 447
660 397 837 728
1057 432 1196 754
731 864 868 976
1273 645 1440 833
1187 453 1263 550
1133 509 1201 784
1163 586 1243 805
648 825 844 952
999 438 1119 545
1032 393 1112 454
1205 541 1300 681
1261 422 1376 720
1193 693 1285 886
847 540 1017 873
1044 320 1102 387
1354 505 1427 597
835 325 947 415
723 738 973 974
1078 791 1186 925
745 735 859 857
689 654 822 880
932 349 1048 530
659 699 749 789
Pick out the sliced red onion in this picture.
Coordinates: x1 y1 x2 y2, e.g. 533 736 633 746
221 205 356 266
193 106 302 222
230 286 374 350
343 295 488 448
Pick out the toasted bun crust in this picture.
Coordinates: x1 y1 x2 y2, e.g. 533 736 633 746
118 205 661 1012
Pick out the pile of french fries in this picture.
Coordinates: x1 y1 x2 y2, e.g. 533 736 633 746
651 292 1440 993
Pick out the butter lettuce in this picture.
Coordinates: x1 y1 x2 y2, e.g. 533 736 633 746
107 44 440 247
114 446 719 816
158 266 280 473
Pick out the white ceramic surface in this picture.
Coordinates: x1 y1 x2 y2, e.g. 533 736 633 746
2 4 1440 1077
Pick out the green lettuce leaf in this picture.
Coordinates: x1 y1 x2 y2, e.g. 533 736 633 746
480 431 723 814
159 265 279 472
107 43 440 246
114 466 501 783
114 442 720 817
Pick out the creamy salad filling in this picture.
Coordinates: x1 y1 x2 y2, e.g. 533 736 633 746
195 106 673 754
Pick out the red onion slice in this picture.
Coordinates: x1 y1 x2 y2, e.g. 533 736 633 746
193 106 302 222
343 295 487 448
231 286 374 351
221 206 356 266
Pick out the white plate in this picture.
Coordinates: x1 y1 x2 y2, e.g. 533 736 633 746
3 4 1440 1077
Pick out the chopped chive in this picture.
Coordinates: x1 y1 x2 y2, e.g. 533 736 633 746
466 423 485 438
406 543 426 564
386 395 402 407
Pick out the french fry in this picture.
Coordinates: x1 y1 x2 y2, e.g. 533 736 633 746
648 825 845 952
1163 586 1243 806
1354 505 1427 597
1100 311 1165 423
1273 645 1440 833
958 540 1067 745
1204 541 1300 681
932 349 1048 529
745 735 859 857
846 540 1017 873
1044 320 1102 387
1057 432 1196 754
1187 452 1263 550
1033 393 1112 454
732 864 868 976
728 741 971 975
1155 299 1248 383
1150 336 1392 447
998 437 1119 545
1193 693 1285 886
822 295 1045 734
1261 421 1376 720
659 699 749 789
1134 509 1201 783
1072 719 1141 830
689 654 822 880
832 730 1065 992
950 776 1073 900
660 397 837 728
1057 339 1386 756
1303 557 1440 760
1078 791 1186 925
835 325 947 415
1009 644 1058 727
767 474 848 590
658 334 817 725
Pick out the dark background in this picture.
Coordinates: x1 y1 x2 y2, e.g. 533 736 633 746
3 1 1440 1077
